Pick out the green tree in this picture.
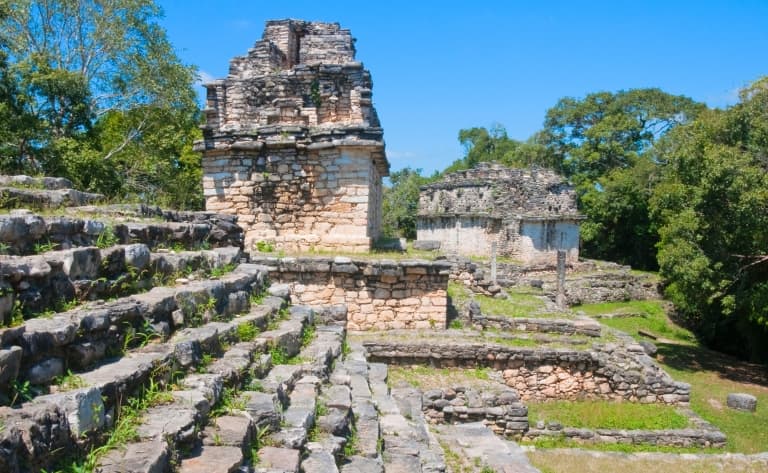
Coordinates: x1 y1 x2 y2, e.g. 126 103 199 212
382 167 435 239
541 88 704 182
650 78 768 361
446 124 556 173
539 89 704 268
0 0 201 207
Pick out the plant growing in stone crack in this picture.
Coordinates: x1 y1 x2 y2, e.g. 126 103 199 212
343 422 359 456
9 379 32 406
310 79 322 107
95 226 118 249
269 344 289 365
54 370 87 391
197 353 214 373
300 323 316 348
237 322 259 342
209 263 237 279
33 239 57 253
211 387 247 417
121 320 160 353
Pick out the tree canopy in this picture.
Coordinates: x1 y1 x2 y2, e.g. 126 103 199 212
0 0 201 208
650 78 768 360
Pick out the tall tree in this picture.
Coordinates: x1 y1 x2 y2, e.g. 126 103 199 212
541 88 704 182
446 124 557 173
650 77 768 361
539 89 704 268
381 167 436 240
0 0 201 207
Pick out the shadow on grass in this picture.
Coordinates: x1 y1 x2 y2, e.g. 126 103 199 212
656 342 768 387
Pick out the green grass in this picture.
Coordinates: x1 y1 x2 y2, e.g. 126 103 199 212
576 300 696 344
527 400 690 430
524 436 720 454
655 342 768 453
388 365 491 390
475 293 545 318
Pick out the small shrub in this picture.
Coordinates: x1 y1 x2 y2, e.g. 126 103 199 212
255 240 274 253
237 322 259 341
95 226 119 249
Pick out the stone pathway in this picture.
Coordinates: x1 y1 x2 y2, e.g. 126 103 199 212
434 422 541 473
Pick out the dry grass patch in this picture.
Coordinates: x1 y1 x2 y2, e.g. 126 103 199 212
528 449 768 473
387 365 496 390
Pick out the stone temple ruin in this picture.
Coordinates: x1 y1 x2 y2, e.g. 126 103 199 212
0 19 741 473
196 19 389 254
417 163 584 264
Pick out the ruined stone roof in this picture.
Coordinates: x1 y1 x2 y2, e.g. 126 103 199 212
418 163 583 220
196 19 388 174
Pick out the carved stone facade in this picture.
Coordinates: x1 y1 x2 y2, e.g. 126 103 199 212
417 163 583 264
195 20 389 253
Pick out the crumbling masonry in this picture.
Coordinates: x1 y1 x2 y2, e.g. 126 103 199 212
196 20 389 253
417 163 584 264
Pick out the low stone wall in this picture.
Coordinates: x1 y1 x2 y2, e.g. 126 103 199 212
470 313 602 337
363 341 690 405
524 424 726 448
422 386 529 437
449 257 661 304
0 209 243 255
250 256 450 330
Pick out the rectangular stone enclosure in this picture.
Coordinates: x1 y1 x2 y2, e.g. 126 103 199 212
251 257 450 330
195 20 389 253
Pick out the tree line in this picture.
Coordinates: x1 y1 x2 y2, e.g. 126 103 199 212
383 80 768 362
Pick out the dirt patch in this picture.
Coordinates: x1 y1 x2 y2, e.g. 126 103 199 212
528 448 768 473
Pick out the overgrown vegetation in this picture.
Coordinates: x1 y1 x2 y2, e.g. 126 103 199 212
0 0 202 209
576 300 696 344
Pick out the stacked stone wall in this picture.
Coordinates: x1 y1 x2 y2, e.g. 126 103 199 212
417 163 583 263
199 20 388 253
363 341 690 405
250 257 450 330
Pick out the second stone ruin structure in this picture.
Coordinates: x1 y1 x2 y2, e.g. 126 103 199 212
196 19 389 253
417 163 584 264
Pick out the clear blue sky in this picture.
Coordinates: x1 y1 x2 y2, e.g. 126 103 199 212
159 1 768 175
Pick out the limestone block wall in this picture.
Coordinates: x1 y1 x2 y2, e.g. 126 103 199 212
363 341 691 405
250 256 450 330
417 163 583 263
517 219 580 264
198 20 389 253
203 145 383 252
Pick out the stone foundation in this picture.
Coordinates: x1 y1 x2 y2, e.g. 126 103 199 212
363 341 690 405
250 257 450 330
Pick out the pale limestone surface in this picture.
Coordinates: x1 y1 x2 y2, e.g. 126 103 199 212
417 163 583 263
197 20 388 253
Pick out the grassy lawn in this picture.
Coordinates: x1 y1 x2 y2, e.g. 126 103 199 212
475 290 547 318
656 342 768 453
527 400 690 430
387 365 493 390
576 300 696 344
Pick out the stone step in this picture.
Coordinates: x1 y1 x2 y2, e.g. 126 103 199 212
95 307 311 473
0 207 242 257
0 263 269 400
0 185 103 209
0 292 296 471
433 422 540 473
